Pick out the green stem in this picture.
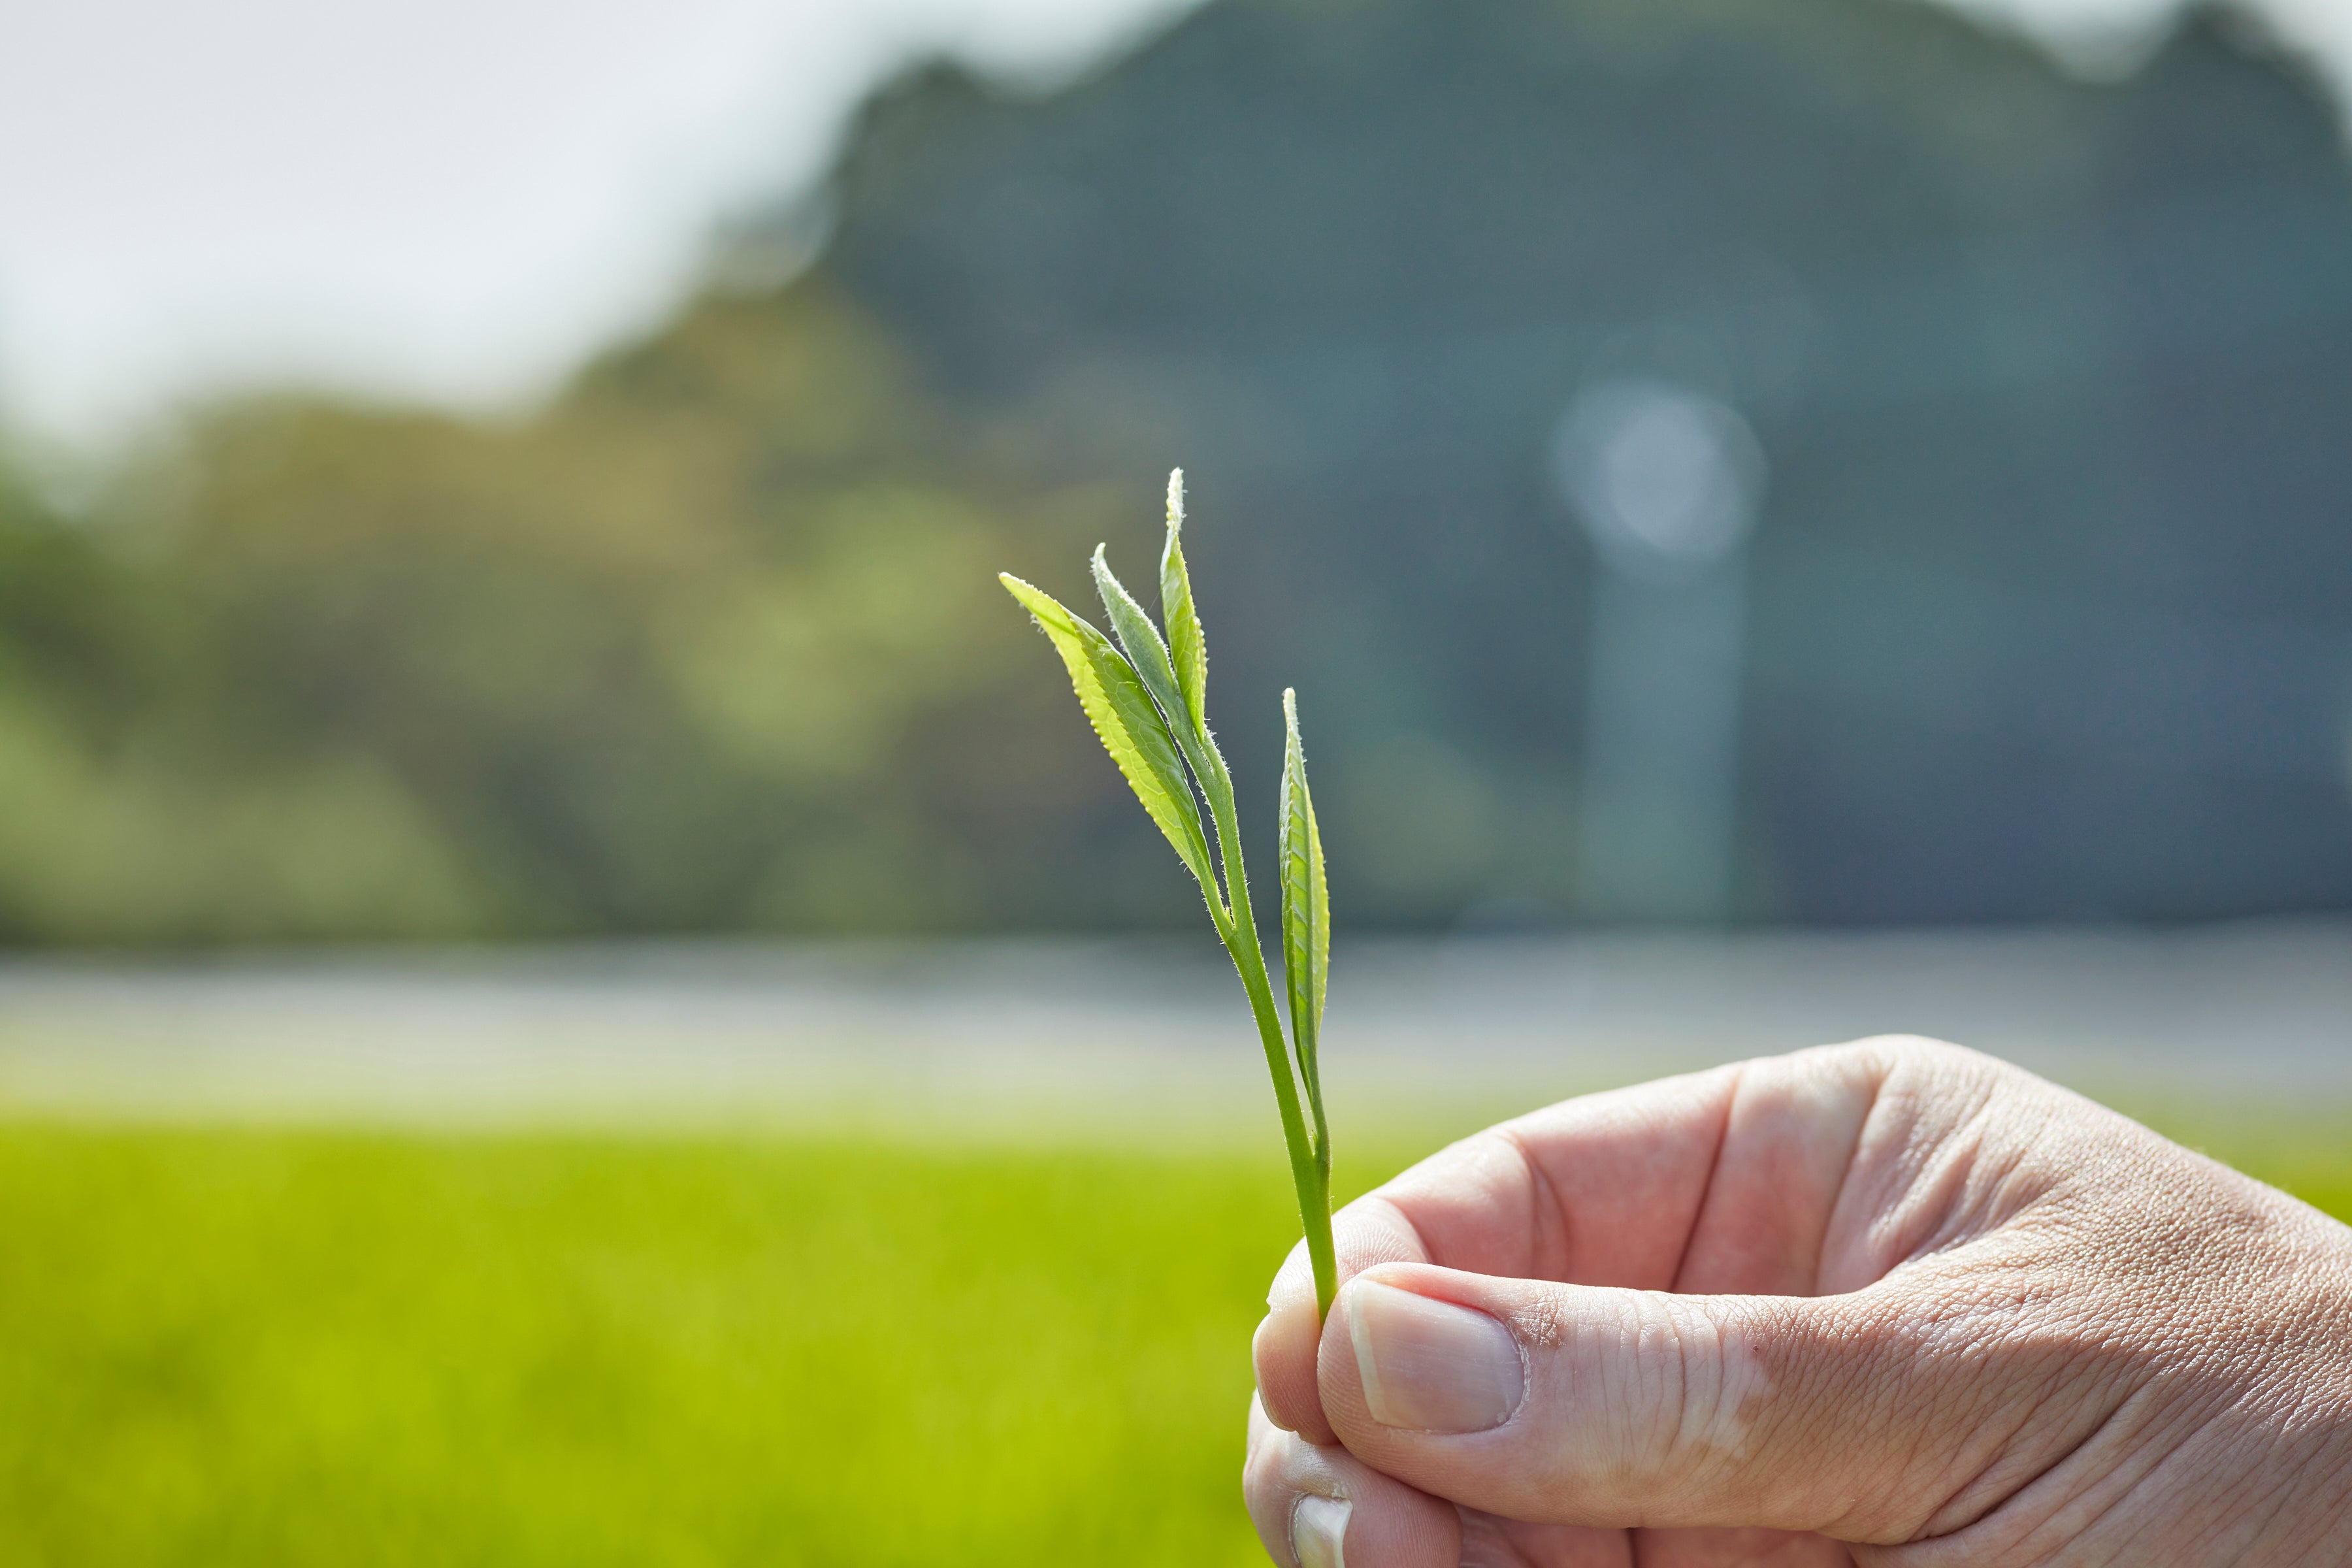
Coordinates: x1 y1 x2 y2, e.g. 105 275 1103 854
1306 1053 1331 1192
1201 756 1336 1321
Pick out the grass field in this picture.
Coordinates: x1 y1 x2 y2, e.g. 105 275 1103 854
0 1109 2345 1566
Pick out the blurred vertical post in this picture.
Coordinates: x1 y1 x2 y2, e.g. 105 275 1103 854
1551 378 1767 924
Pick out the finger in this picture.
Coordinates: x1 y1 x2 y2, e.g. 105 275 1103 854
1629 1527 1855 1567
1457 1512 1637 1568
1260 1062 1752 1440
1314 1262 2122 1543
1245 1392 1461 1568
1661 1048 1884 1296
1377 1063 1748 1286
1247 1399 1817 1568
1264 1046 1914 1444
1259 1195 1431 1441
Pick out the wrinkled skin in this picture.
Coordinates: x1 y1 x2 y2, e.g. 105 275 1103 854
1245 1037 2352 1567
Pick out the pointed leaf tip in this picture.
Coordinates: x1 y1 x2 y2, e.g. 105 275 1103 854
1090 541 1196 789
1160 482 1208 738
1279 687 1330 1107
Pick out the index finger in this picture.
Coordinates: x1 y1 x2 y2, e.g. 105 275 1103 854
1255 1061 1741 1441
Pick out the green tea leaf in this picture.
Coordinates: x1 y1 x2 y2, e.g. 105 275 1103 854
1158 470 1209 740
1090 546 1188 751
1000 573 1219 899
1278 687 1330 1105
1000 480 1339 1325
1092 543 1235 874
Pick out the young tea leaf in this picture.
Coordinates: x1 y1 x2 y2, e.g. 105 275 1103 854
1090 546 1189 753
1002 487 1339 1324
1093 542 1237 844
1000 574 1219 900
1159 470 1209 740
1279 687 1330 1107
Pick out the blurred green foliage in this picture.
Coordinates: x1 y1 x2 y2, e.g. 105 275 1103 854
0 1111 2342 1565
0 286 1137 943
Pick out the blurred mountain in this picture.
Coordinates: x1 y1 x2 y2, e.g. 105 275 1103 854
814 0 2352 926
3 0 2351 941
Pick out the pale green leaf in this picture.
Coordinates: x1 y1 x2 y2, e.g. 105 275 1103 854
1000 573 1218 898
1159 470 1209 740
1092 543 1233 866
1279 687 1330 1104
1091 546 1188 751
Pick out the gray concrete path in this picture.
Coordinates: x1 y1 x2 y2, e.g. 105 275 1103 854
0 922 2342 1135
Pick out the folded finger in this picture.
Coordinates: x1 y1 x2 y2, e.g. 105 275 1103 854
1260 1194 1433 1440
1247 1392 1462 1568
1261 1064 1746 1441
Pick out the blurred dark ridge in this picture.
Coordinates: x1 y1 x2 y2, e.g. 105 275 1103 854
815 0 2352 928
0 0 2348 943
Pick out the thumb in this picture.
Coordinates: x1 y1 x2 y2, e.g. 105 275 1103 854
1315 1263 2041 1543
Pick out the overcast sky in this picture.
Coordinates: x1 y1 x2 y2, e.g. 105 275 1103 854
0 0 2345 449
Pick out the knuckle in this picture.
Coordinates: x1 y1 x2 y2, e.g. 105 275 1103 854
1532 1288 1753 1502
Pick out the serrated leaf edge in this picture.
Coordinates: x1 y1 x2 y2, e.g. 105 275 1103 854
1160 470 1209 741
1000 572 1218 900
1279 687 1330 1111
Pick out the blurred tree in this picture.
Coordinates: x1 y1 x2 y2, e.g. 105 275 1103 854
0 286 1143 942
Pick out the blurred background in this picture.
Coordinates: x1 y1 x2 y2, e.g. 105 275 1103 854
1 0 2351 1561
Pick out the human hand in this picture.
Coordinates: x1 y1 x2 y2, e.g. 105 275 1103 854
1245 1037 2352 1566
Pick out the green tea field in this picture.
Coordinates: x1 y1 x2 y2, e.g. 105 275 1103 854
0 1113 2344 1565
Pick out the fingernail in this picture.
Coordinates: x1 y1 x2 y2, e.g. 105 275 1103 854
1291 1494 1350 1568
1344 1280 1523 1432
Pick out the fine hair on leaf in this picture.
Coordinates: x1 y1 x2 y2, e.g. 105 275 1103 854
998 572 1220 901
1279 687 1330 1190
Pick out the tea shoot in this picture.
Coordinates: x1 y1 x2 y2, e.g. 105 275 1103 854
1000 470 1338 1319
